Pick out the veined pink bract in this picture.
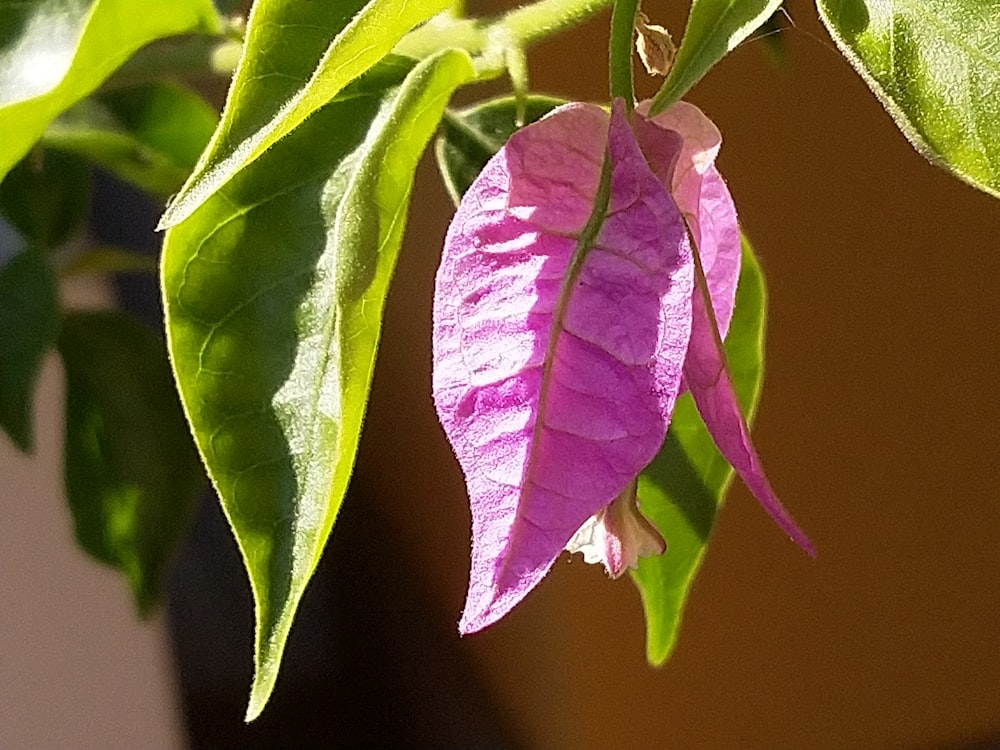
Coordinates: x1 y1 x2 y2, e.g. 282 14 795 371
433 99 812 635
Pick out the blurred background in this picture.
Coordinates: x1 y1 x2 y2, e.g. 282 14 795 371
2 0 999 747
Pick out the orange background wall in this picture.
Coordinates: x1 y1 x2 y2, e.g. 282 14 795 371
357 1 1000 747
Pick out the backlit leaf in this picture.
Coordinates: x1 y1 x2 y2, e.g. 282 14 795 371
818 0 1000 198
0 0 220 182
162 49 474 719
159 0 453 228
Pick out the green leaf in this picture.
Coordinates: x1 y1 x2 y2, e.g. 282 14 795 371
162 49 474 720
0 249 59 452
43 83 218 198
632 235 767 664
0 0 220 182
435 94 565 205
60 246 158 277
159 0 453 229
647 0 783 115
817 0 1000 198
59 310 203 616
0 149 91 249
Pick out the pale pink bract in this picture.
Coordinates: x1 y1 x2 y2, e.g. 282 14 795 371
638 101 816 555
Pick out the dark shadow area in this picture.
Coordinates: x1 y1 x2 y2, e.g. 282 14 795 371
915 733 1000 750
165 487 521 750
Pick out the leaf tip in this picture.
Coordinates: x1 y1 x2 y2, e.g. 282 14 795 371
244 659 279 723
244 597 302 722
156 198 186 231
643 620 678 667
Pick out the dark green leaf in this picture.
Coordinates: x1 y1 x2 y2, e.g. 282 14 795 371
818 0 1000 198
159 0 454 228
632 236 767 663
0 249 59 451
43 83 218 198
162 49 474 719
59 310 203 617
0 0 221 181
435 94 565 205
0 149 90 249
647 0 783 115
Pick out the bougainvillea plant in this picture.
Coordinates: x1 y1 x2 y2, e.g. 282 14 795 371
1 0 997 720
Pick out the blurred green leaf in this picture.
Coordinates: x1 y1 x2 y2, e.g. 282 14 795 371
818 0 1000 198
159 0 453 228
44 83 218 198
0 249 59 452
59 310 203 617
632 236 766 663
0 149 90 249
0 0 220 182
647 0 783 115
162 49 474 720
59 246 158 277
435 94 564 205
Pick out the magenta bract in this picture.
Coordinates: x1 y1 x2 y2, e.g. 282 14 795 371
434 99 812 634
638 101 816 556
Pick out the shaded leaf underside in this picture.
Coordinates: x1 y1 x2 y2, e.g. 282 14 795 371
633 237 767 664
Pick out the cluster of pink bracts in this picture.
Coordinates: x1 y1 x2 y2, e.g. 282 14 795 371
433 99 814 634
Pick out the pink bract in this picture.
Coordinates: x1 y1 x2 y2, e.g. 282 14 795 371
433 98 813 635
433 101 694 633
638 101 816 556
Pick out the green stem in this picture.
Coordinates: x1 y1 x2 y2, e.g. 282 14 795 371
500 0 614 48
396 0 613 72
608 0 638 107
393 16 484 60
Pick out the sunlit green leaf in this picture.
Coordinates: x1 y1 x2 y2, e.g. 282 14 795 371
0 249 59 452
0 149 90 249
59 310 203 616
43 83 218 198
435 94 564 205
0 0 220 182
162 49 474 720
647 0 783 115
632 236 766 663
818 0 1000 198
159 0 453 228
